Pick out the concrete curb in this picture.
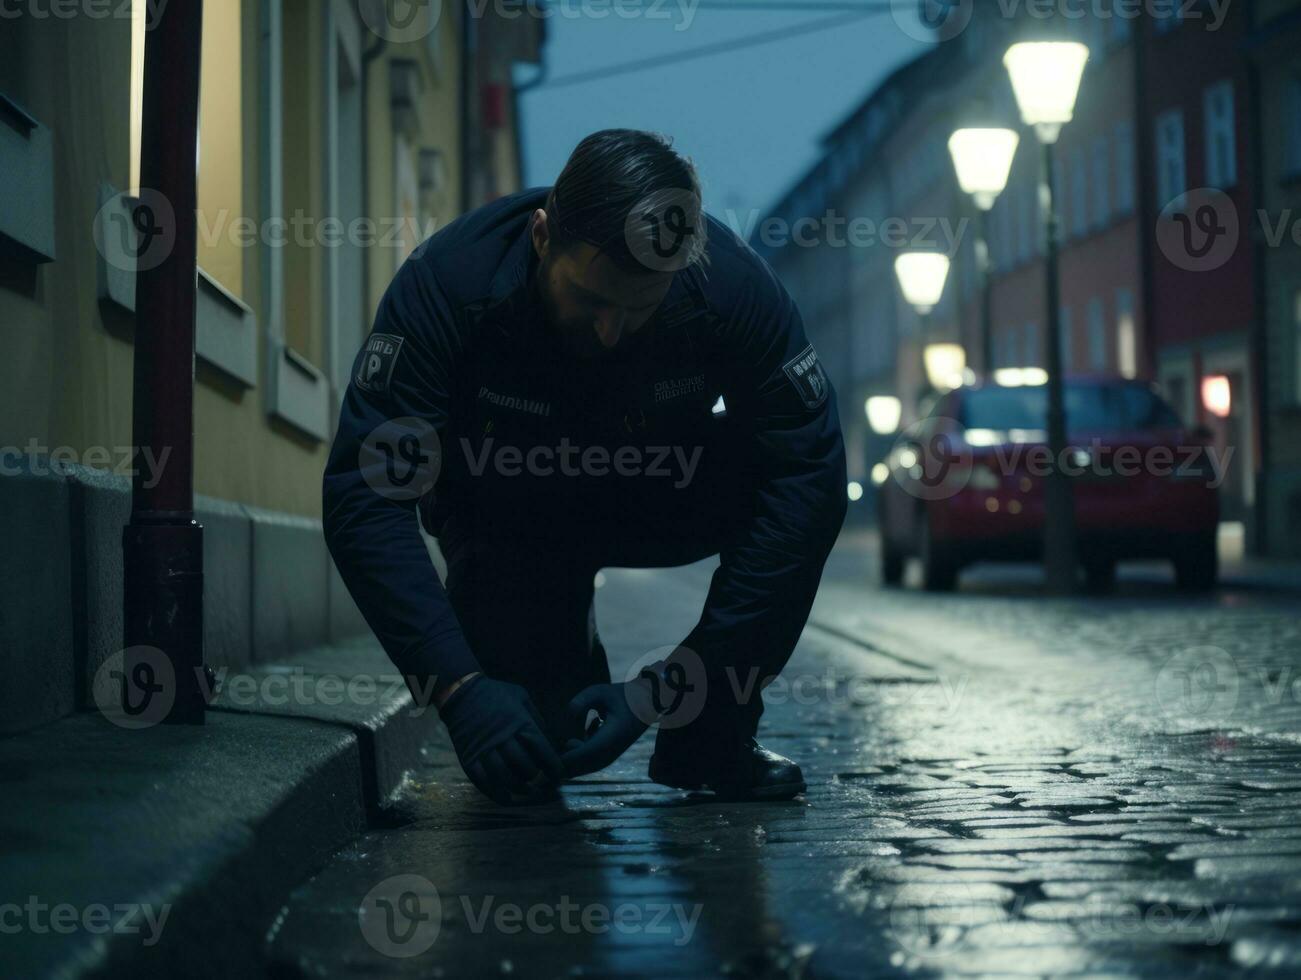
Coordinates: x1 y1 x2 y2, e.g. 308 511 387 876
0 637 443 980
0 460 372 733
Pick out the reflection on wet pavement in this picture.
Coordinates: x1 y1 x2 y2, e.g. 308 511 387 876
267 544 1301 978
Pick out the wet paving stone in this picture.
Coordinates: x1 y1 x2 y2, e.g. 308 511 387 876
265 551 1301 978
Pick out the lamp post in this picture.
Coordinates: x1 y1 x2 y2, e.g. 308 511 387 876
1003 40 1089 594
894 252 953 405
948 127 1019 373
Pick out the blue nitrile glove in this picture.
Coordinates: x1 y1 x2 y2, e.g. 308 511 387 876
439 675 565 805
559 677 658 778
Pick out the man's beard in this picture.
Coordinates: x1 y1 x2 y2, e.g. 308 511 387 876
535 255 618 362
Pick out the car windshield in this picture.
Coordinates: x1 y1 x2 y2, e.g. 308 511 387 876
961 383 1183 434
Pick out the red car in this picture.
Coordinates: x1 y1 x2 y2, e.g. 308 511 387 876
878 375 1220 592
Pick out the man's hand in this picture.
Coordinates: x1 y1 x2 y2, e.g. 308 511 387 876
559 678 657 778
438 675 565 804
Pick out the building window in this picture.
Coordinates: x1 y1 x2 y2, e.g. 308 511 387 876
1017 182 1033 264
1025 321 1040 367
1114 122 1135 215
1070 146 1088 238
1155 108 1186 209
132 0 245 295
1204 80 1237 189
1116 288 1137 379
1092 136 1110 229
1087 297 1107 370
1000 327 1019 369
1284 75 1301 179
995 192 1012 268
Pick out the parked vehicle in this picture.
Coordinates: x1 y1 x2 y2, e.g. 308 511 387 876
878 374 1220 592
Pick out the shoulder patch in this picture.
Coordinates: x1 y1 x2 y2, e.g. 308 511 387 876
782 344 829 409
354 333 405 395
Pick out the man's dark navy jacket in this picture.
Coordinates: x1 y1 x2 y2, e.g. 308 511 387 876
323 187 847 698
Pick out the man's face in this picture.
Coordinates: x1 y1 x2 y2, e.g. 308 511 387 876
531 209 676 360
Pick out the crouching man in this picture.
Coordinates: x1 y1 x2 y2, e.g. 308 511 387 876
323 129 846 805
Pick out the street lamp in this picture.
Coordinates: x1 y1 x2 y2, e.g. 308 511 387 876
894 252 950 315
948 127 1019 372
923 342 967 392
865 395 903 435
1003 39 1089 594
895 252 954 410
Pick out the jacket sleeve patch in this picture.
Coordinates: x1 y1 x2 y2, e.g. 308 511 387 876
781 344 829 409
354 333 405 395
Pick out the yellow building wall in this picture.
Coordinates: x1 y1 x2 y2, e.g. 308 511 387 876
0 0 488 519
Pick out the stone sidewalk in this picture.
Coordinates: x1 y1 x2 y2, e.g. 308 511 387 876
266 542 1301 978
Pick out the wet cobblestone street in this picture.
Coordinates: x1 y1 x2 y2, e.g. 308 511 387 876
267 537 1301 978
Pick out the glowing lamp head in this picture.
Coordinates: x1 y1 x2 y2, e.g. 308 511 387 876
1201 375 1231 418
1002 41 1089 143
865 395 903 435
948 128 1020 210
894 252 951 315
924 342 967 392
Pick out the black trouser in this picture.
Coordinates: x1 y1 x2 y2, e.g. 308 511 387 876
436 434 774 763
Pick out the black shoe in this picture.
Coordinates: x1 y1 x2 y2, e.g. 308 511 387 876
648 738 806 801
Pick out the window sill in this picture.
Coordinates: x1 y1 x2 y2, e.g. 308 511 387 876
268 342 330 442
0 93 55 264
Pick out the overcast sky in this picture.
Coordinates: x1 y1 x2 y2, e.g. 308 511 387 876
516 4 927 221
